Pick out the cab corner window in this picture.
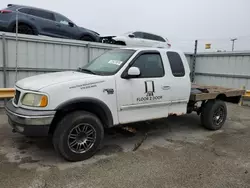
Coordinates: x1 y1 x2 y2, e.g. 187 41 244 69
167 52 185 77
132 53 164 78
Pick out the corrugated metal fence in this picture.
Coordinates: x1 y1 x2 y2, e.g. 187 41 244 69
0 32 118 88
194 52 250 89
1 32 250 90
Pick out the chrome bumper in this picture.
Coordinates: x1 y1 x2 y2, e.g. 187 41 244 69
5 100 56 136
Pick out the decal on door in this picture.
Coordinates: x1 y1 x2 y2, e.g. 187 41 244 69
69 81 104 90
103 88 114 95
136 81 163 102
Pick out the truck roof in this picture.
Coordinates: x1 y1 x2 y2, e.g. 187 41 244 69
118 47 183 53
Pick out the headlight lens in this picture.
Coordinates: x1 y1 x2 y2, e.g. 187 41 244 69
21 93 48 107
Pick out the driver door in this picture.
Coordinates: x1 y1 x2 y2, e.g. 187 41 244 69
53 13 79 39
116 51 172 124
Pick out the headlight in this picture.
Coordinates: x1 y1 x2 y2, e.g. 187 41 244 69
21 93 48 107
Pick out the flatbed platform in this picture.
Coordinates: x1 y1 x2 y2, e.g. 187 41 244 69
190 84 245 102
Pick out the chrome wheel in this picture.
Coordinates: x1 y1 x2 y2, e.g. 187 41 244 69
213 106 225 126
67 123 96 153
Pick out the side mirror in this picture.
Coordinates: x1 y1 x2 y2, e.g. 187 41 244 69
126 67 140 78
68 22 74 27
128 34 135 38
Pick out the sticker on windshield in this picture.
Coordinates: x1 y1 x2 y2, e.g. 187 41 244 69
108 60 123 66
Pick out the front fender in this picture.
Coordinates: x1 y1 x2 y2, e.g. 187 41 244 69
56 97 114 127
78 31 99 42
112 36 127 42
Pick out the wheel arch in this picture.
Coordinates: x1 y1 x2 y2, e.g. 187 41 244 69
9 20 38 35
79 33 96 42
114 40 126 45
49 97 114 134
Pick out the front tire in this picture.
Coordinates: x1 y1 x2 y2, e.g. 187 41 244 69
200 100 227 130
53 111 104 162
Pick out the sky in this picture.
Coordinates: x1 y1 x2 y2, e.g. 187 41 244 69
1 0 250 52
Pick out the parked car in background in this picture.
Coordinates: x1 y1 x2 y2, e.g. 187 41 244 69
0 4 100 42
101 31 171 48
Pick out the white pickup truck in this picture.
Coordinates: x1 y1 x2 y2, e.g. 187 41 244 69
5 47 245 161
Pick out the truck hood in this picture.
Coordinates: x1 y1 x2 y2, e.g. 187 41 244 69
16 71 97 91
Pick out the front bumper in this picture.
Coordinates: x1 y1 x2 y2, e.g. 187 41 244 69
5 100 56 137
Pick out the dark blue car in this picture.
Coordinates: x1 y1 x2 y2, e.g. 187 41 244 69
0 4 100 42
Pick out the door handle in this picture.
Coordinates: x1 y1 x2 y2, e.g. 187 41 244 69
162 86 171 90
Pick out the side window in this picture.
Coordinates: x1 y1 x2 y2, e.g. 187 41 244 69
143 33 153 40
54 13 72 25
149 34 165 42
18 8 31 14
29 9 54 21
167 52 185 77
155 35 166 42
150 34 158 41
131 53 164 78
133 32 143 38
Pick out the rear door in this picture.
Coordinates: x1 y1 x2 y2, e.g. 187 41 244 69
154 35 168 48
53 13 79 39
165 51 191 114
26 8 59 37
141 33 158 47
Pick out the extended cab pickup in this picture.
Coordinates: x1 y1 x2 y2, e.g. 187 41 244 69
5 47 245 161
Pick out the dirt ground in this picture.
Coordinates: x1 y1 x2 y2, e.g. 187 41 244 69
0 103 250 188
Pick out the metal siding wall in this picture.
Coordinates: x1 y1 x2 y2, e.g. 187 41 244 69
195 53 250 89
89 47 107 62
1 32 250 90
185 54 192 68
0 32 119 87
0 35 3 88
0 36 3 67
195 55 250 75
194 75 250 89
0 72 3 88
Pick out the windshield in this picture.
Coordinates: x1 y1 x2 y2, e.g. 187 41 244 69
80 49 135 75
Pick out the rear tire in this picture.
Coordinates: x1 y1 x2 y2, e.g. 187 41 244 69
53 111 104 162
200 100 227 130
13 24 34 35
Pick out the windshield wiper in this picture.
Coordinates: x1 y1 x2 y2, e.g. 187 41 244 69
78 68 97 75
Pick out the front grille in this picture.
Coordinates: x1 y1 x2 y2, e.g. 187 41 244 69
14 90 21 105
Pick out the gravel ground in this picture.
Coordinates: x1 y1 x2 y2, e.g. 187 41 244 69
0 103 250 188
